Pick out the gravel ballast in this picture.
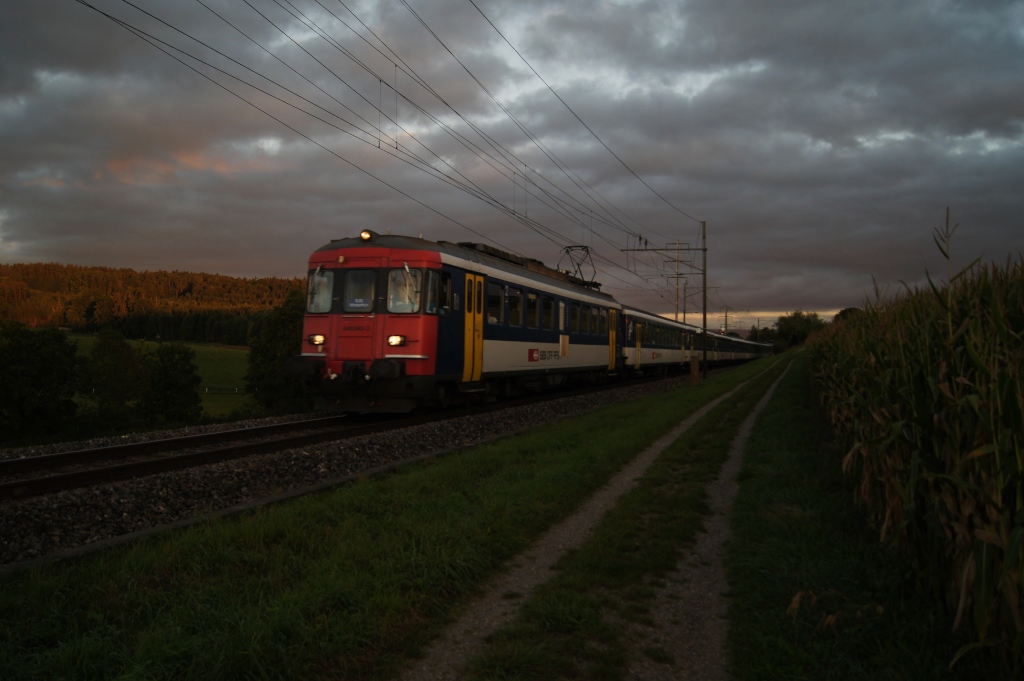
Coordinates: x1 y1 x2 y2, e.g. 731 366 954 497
0 378 690 569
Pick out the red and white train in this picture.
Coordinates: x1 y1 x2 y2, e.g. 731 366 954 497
293 231 771 411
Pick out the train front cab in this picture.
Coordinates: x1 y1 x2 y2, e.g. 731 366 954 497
298 246 459 411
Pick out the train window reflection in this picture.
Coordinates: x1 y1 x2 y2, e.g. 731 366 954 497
425 270 441 314
542 297 554 330
508 288 523 326
306 268 334 313
388 268 422 313
486 282 504 323
526 293 539 328
344 270 376 312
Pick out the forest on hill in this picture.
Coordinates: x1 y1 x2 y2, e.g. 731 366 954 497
0 263 303 345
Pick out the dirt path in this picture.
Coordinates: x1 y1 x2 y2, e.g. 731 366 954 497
623 364 789 680
399 364 788 681
398 387 739 681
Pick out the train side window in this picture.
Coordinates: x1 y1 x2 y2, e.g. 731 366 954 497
599 309 608 335
570 303 580 333
508 288 523 326
424 270 440 314
439 272 452 314
306 268 334 313
526 293 539 328
343 270 375 312
542 297 554 330
591 307 599 335
486 281 504 324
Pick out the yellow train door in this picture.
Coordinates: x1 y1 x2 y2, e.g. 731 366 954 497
462 273 484 382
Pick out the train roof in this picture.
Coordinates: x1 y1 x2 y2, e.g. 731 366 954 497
620 306 705 333
314 233 616 304
620 306 772 347
312 235 771 349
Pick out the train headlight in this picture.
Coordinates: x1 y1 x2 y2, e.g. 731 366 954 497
360 229 375 241
387 335 406 346
308 334 326 346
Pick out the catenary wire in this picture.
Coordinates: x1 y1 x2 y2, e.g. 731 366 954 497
74 0 684 303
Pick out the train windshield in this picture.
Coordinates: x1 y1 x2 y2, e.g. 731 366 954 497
306 268 333 313
344 270 376 312
387 267 422 313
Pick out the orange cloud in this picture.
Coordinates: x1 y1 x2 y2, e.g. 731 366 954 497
104 148 286 186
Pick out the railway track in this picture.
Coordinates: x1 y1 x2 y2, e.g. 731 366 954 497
1 370 726 570
0 414 420 502
0 372 699 504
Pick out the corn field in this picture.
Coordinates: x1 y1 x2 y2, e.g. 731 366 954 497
807 236 1024 673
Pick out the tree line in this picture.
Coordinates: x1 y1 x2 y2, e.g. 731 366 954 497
0 290 313 445
1 322 204 441
746 309 839 350
0 263 302 345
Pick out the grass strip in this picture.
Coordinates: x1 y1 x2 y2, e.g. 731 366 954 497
0 360 772 681
463 358 789 680
726 353 1000 680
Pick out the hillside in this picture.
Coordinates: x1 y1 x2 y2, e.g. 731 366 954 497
0 263 303 345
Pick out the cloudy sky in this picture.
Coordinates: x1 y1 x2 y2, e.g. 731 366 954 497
2 0 1022 331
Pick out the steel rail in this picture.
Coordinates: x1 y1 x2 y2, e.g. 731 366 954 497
0 417 426 502
0 372 693 503
0 415 352 477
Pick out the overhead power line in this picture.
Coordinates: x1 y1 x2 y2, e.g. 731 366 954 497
71 0 683 303
468 0 703 227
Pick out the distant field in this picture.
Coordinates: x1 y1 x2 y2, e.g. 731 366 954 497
71 335 249 418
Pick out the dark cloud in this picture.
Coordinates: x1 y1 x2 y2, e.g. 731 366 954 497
2 0 1022 330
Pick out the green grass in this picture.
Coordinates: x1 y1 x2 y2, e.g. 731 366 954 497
0 359 773 681
189 344 250 418
726 354 999 680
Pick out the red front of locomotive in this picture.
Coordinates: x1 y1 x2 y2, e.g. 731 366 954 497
297 232 444 412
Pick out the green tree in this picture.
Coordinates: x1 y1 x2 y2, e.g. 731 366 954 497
774 310 827 350
246 289 312 413
81 330 148 418
143 342 203 425
0 321 78 438
748 324 777 345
